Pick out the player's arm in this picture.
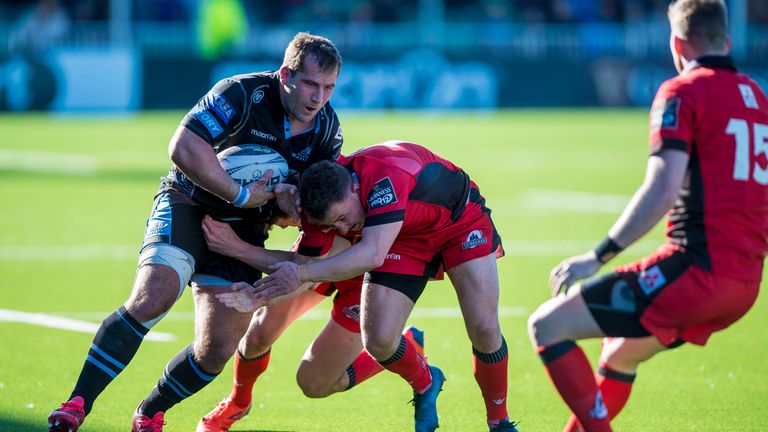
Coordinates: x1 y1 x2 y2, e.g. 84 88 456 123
299 221 402 282
550 148 689 293
169 128 274 208
201 215 298 273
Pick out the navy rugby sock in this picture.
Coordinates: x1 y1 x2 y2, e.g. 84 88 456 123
70 306 148 414
141 345 219 416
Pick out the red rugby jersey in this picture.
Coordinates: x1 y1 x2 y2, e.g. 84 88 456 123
297 141 475 258
649 56 768 281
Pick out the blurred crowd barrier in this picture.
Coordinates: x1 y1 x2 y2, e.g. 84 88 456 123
0 0 766 111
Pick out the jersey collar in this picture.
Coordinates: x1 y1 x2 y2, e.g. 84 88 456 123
684 55 737 74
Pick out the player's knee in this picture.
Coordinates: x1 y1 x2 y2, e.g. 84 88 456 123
466 320 501 352
193 340 236 373
296 369 333 399
125 268 180 323
244 325 279 355
528 305 555 346
362 332 400 361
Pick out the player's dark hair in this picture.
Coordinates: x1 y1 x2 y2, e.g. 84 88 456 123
300 161 352 221
282 32 342 74
668 0 728 49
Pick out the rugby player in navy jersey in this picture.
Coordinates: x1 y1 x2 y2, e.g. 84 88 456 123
48 32 343 432
527 1 768 431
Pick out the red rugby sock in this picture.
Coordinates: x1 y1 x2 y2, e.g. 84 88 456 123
563 363 635 431
473 337 509 422
229 349 270 407
538 342 612 432
379 335 432 393
345 350 385 389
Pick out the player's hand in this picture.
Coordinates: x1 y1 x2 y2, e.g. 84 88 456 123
243 170 276 208
274 183 301 222
201 215 243 256
251 261 302 302
215 282 267 313
549 251 602 296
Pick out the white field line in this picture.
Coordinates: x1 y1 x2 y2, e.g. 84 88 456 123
56 306 529 323
0 240 660 261
0 149 100 176
0 308 175 342
519 188 631 213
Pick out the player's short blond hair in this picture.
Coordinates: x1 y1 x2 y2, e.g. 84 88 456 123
282 32 341 74
668 0 728 49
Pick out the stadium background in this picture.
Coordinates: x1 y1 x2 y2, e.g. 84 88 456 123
0 1 766 431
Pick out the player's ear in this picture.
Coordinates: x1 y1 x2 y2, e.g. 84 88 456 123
723 35 732 54
671 35 685 57
279 66 293 85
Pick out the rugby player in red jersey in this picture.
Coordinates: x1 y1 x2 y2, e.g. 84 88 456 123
218 141 518 432
527 1 768 431
194 212 425 432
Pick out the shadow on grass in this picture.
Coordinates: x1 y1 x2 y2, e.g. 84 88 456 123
0 417 44 432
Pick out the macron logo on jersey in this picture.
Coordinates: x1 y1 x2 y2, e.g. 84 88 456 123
739 84 760 109
368 177 398 209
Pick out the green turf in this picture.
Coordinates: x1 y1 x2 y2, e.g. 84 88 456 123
0 111 766 431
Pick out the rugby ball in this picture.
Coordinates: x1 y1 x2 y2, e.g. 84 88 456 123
217 144 290 192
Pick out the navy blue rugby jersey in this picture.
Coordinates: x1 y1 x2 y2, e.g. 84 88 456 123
160 71 343 219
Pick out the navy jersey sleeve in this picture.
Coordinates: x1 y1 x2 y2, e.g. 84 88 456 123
308 106 343 163
181 78 249 146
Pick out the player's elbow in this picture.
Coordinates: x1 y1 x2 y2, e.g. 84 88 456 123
367 250 388 269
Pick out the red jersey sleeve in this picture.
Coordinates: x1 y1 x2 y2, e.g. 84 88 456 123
648 79 695 155
360 166 414 228
296 220 336 257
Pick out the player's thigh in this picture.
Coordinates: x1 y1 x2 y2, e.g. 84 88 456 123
446 253 502 350
528 284 605 347
297 319 363 387
192 284 254 371
243 289 326 350
360 280 417 357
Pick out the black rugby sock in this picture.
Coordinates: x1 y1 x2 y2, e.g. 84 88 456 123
141 345 219 416
70 306 148 414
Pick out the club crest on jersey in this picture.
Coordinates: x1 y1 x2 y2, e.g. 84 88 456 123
651 97 680 131
637 265 667 296
739 84 760 109
251 87 266 104
367 177 398 209
461 230 488 249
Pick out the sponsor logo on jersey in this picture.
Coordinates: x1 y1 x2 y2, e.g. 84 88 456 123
461 230 488 249
343 304 361 322
651 97 680 131
589 391 608 419
739 83 760 109
209 91 235 125
385 253 401 261
250 129 277 141
251 88 265 104
367 177 398 209
192 108 223 138
637 265 667 295
291 146 313 162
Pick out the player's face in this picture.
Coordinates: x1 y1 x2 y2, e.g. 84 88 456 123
280 55 338 125
315 188 365 235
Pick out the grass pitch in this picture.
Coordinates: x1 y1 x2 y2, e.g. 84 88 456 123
0 110 766 431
